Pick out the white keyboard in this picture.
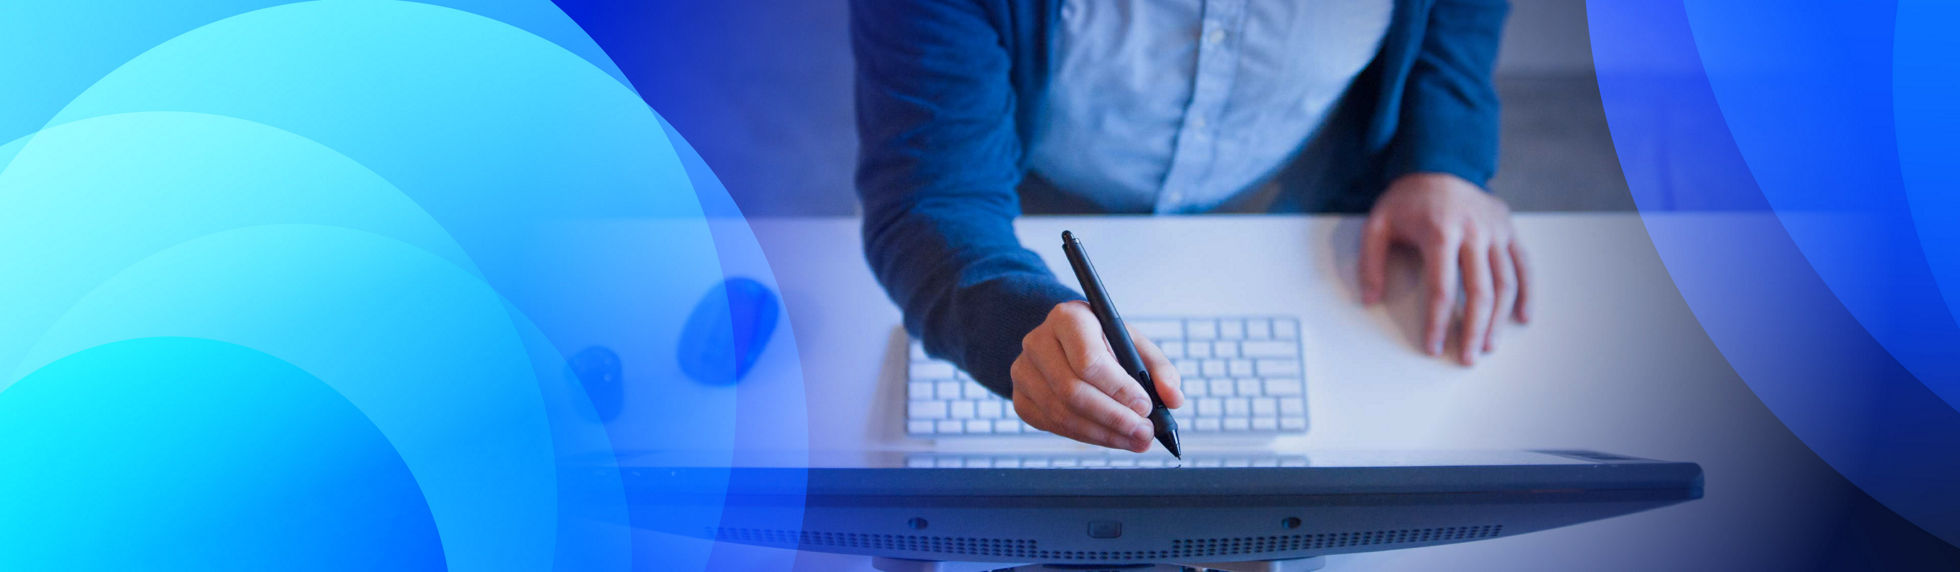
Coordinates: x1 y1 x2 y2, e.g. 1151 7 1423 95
905 316 1307 437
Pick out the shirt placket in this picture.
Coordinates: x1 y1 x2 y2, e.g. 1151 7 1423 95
1154 0 1244 214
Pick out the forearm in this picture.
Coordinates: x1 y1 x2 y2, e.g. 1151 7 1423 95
1387 0 1509 186
861 191 1080 396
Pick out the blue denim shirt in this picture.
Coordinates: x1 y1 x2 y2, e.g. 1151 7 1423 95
852 0 1508 394
1028 0 1394 214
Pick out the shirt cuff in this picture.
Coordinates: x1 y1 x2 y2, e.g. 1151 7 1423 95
943 274 1084 397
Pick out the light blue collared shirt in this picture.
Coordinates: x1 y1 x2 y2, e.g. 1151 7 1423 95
1027 0 1394 213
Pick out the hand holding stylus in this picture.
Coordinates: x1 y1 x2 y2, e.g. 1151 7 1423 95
1010 301 1185 452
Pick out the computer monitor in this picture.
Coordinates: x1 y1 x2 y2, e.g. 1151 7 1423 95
590 449 1702 567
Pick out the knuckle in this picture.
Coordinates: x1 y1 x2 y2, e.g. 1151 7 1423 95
1419 228 1452 249
1423 211 1458 232
1076 358 1113 383
1111 385 1145 407
1065 382 1102 407
1492 273 1515 293
1057 301 1092 322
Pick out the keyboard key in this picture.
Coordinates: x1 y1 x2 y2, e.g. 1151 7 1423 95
1229 360 1256 377
1183 381 1205 398
995 419 1022 433
1241 340 1296 358
1158 341 1185 359
1226 398 1252 417
1208 379 1234 396
1195 418 1222 431
1202 360 1227 377
1274 319 1299 339
1252 418 1278 431
1186 319 1218 339
1235 378 1261 396
910 361 956 379
908 420 934 434
1280 398 1305 416
1196 398 1223 417
966 419 993 433
1223 418 1251 431
1175 359 1200 375
908 381 933 398
1131 319 1184 339
1282 418 1308 431
1256 359 1302 377
1253 398 1278 417
1247 319 1271 339
909 401 948 419
936 381 963 400
1265 378 1303 395
1219 319 1245 339
937 420 964 433
910 342 929 360
1212 340 1237 358
964 383 992 399
978 401 1003 419
951 400 977 419
1187 342 1210 359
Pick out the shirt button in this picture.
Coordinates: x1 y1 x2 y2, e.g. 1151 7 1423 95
1190 117 1207 129
1208 29 1228 45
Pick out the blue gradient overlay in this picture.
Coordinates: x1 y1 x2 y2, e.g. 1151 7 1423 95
1591 0 1960 549
0 1 804 569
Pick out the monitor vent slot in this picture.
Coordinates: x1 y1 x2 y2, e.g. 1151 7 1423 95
715 524 1503 562
713 528 1040 558
1168 525 1505 559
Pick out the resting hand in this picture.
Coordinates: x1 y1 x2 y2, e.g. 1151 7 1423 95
1011 301 1185 452
1359 173 1532 366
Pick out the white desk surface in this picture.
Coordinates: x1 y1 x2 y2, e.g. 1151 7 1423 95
638 213 1854 571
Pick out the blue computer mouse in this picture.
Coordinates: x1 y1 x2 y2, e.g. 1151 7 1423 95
677 277 779 386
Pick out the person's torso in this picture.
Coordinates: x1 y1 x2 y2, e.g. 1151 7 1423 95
1025 0 1394 214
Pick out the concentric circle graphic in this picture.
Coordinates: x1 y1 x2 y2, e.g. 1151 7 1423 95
0 1 805 569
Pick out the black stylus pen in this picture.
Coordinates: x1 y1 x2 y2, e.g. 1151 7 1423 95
1061 230 1182 458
